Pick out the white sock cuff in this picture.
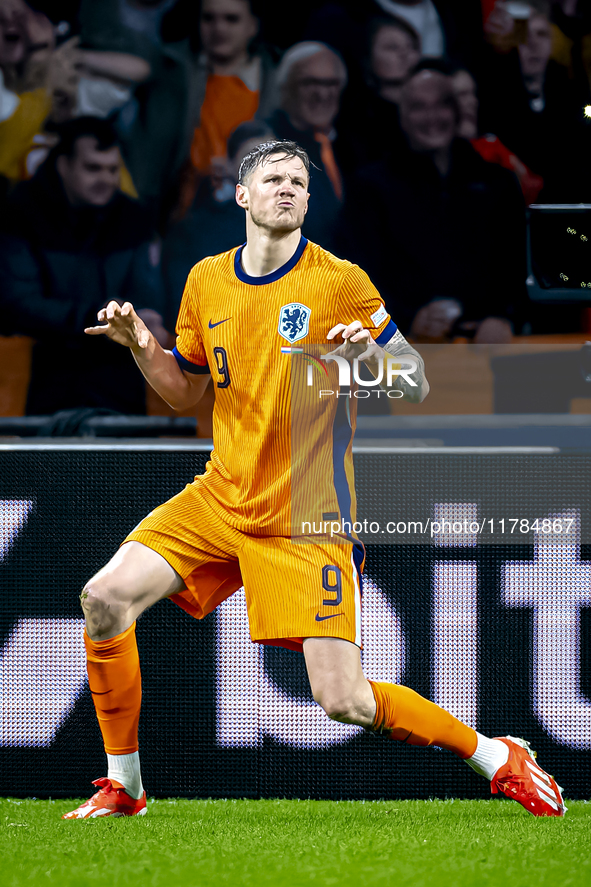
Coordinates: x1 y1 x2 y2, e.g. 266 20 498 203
107 751 144 800
465 733 509 782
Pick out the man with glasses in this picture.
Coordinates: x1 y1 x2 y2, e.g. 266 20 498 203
267 41 347 250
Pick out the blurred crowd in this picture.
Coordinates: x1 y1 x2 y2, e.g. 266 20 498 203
1 0 591 417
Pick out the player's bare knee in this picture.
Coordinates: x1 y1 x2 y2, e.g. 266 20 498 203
80 581 126 637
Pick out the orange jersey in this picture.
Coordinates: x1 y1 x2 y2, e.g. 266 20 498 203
173 237 397 535
190 75 259 173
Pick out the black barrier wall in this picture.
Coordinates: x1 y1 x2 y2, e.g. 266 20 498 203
0 446 590 799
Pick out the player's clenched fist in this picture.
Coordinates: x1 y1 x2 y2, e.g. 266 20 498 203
85 301 151 351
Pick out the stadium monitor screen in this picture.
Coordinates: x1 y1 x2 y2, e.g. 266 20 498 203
527 204 591 302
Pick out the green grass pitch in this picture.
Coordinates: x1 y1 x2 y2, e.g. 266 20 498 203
2 797 589 887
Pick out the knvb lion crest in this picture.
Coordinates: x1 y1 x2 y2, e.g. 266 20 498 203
278 302 311 344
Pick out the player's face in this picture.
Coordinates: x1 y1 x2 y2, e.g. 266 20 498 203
237 154 309 233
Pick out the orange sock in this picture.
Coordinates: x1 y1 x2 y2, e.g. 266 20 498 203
369 681 477 759
84 623 141 755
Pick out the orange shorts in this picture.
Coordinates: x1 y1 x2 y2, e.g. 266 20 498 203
125 481 364 652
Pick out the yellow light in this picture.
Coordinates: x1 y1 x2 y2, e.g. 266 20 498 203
585 105 591 118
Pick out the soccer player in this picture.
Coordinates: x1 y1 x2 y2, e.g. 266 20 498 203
63 140 565 819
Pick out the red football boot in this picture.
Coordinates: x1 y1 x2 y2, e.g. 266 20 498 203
491 736 566 817
62 778 147 819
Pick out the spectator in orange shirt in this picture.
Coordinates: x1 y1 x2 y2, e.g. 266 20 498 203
179 0 278 214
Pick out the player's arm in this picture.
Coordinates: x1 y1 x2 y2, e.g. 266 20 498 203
381 327 429 403
327 322 429 403
331 265 429 403
85 300 211 411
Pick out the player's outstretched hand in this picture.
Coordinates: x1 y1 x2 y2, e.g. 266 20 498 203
326 321 384 363
85 301 151 350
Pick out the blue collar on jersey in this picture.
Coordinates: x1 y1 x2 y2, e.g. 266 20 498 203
234 236 308 285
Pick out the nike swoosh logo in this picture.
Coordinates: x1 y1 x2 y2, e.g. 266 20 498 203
208 317 231 328
315 612 343 622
